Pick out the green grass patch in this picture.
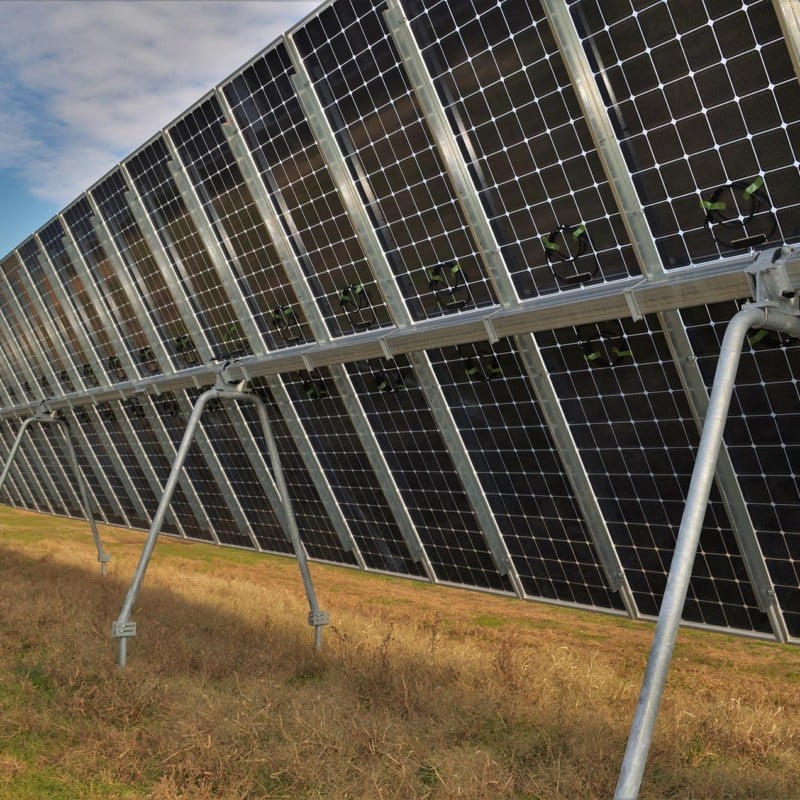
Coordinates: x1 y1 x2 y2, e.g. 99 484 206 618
474 614 505 629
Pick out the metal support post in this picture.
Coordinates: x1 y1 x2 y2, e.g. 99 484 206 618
112 374 328 667
0 410 111 574
616 289 800 799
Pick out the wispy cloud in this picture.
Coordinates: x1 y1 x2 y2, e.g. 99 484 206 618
0 0 319 207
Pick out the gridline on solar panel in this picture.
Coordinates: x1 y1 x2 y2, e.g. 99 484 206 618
1 253 73 398
294 0 503 321
16 241 100 390
103 399 203 540
86 402 180 535
571 0 800 268
242 378 360 566
168 96 316 351
182 392 293 554
403 0 641 300
63 200 160 380
681 300 800 637
39 413 124 528
38 219 122 379
22 425 81 518
536 315 772 633
137 391 242 544
278 369 426 576
92 171 200 371
0 419 40 512
427 338 624 609
223 44 395 338
67 407 146 529
342 355 511 591
125 138 253 361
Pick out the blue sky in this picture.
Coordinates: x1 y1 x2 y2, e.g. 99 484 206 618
0 0 319 260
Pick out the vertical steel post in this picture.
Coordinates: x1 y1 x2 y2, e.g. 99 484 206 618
57 417 112 574
113 391 212 667
247 388 329 649
615 305 800 799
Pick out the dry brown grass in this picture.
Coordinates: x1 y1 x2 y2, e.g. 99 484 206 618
0 506 798 799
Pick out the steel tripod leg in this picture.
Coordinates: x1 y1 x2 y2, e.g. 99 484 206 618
58 420 111 575
250 392 329 649
112 391 211 667
0 417 37 494
1 415 111 575
615 306 800 798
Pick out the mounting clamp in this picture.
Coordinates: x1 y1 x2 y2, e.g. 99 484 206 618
746 245 800 312
308 610 330 628
216 361 250 393
112 620 137 639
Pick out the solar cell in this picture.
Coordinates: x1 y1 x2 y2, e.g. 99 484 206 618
1 2 799 791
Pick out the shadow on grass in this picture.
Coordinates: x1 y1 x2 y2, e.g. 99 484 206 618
0 539 797 800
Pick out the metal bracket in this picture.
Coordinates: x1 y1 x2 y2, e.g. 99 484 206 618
308 610 330 627
216 362 250 393
482 316 499 344
624 281 646 322
112 620 136 638
746 245 800 313
379 336 394 362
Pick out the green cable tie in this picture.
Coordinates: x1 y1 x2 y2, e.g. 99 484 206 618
701 200 726 211
743 176 764 199
613 348 633 359
428 269 442 283
543 237 561 252
748 328 769 345
572 224 586 239
465 365 479 378
450 263 461 276
585 351 601 362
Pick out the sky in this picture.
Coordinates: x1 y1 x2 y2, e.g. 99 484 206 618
0 0 320 259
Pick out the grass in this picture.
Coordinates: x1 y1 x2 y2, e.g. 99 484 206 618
0 506 798 799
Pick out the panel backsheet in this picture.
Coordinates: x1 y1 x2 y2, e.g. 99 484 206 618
0 0 798 643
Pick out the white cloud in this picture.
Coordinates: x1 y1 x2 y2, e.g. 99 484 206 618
0 0 319 206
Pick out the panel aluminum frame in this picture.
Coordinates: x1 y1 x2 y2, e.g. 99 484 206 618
383 0 519 306
285 33 414 328
774 0 800 79
162 131 268 357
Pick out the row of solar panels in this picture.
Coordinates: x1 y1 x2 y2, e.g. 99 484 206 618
1 0 798 642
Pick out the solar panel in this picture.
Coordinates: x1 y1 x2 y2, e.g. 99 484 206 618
1 1 799 795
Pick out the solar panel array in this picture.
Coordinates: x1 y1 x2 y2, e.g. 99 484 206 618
1 0 799 644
